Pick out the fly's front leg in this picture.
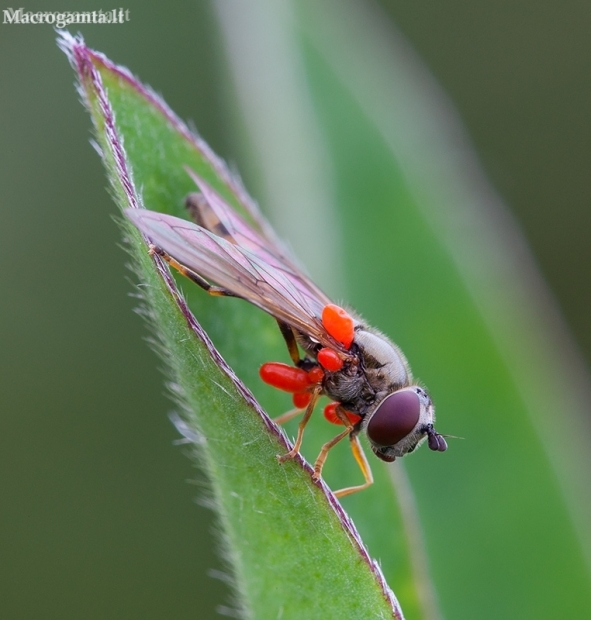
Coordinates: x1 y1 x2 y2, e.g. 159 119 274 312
149 245 238 298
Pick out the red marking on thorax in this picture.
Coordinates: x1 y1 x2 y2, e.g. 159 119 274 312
317 347 344 372
322 304 355 349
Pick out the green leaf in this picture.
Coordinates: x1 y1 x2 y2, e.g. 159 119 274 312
59 31 403 620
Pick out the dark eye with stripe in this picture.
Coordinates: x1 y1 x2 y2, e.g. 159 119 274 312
367 390 420 447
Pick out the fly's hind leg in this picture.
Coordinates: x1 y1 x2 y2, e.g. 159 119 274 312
185 192 210 227
149 245 238 298
185 192 236 243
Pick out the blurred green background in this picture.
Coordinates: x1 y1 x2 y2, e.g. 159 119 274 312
1 1 590 619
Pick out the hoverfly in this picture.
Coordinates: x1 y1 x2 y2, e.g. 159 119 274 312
126 169 447 498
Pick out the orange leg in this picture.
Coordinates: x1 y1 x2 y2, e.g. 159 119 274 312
312 405 374 497
333 435 374 498
312 404 354 481
277 385 322 463
312 426 353 482
273 407 305 425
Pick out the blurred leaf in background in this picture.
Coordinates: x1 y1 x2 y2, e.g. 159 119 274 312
214 2 591 619
1 1 591 619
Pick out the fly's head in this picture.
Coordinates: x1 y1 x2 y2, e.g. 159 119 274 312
364 386 447 462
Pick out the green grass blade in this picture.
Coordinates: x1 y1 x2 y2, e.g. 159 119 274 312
212 1 591 619
58 31 404 620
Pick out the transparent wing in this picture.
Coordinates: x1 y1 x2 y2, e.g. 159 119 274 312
185 167 301 268
126 208 344 351
185 169 332 313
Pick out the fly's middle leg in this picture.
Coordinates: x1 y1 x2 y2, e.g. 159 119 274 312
277 385 322 463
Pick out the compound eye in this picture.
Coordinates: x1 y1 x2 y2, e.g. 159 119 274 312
367 390 420 447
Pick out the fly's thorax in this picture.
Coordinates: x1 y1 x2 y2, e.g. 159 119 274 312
363 386 435 461
353 326 412 397
318 324 413 416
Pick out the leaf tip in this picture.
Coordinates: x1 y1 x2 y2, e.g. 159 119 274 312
56 30 95 85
